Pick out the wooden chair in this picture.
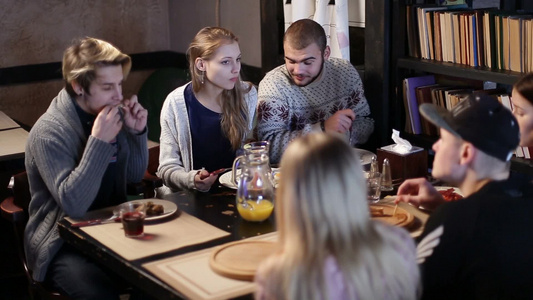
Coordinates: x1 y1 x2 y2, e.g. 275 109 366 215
126 143 162 198
0 171 69 299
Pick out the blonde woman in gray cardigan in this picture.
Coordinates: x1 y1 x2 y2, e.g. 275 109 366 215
158 27 257 194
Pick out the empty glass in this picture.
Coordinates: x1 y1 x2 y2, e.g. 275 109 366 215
367 172 382 203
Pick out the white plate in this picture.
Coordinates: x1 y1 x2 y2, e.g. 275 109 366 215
113 199 178 221
219 171 238 189
219 168 279 190
353 148 376 169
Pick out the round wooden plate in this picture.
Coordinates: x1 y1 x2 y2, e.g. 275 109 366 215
209 240 276 281
369 204 415 228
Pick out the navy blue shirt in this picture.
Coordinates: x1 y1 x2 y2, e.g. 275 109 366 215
184 84 236 171
73 99 123 210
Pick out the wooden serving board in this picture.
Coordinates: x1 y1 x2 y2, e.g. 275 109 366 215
209 240 276 281
370 204 415 228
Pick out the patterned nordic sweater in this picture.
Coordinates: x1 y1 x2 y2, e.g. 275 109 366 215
256 57 374 164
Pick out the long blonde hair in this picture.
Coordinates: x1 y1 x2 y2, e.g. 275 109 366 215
187 27 251 150
258 133 419 300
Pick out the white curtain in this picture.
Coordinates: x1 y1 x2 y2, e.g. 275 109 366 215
283 0 350 61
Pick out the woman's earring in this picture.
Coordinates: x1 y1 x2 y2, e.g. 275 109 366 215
200 71 205 84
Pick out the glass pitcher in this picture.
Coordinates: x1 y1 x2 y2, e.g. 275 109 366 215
233 141 275 222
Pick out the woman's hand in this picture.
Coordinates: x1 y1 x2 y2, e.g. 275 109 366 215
395 177 445 211
122 95 147 133
194 169 217 192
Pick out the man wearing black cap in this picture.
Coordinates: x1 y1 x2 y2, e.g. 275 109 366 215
396 94 533 299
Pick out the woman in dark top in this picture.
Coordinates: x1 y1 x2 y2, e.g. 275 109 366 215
158 27 258 193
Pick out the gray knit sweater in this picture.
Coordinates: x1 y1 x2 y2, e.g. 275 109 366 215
24 89 148 281
257 57 374 164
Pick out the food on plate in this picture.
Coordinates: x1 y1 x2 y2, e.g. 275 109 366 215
136 201 165 216
369 205 409 226
272 170 281 187
438 188 463 201
369 206 385 217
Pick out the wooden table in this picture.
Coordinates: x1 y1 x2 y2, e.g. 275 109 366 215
58 184 430 299
0 111 28 161
58 185 275 299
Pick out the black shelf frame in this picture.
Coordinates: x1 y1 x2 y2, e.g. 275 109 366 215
397 58 523 86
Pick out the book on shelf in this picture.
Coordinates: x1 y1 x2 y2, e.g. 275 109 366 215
521 16 532 73
481 8 502 68
459 12 468 65
524 19 533 72
438 0 466 5
407 5 533 73
469 13 479 67
452 11 462 64
407 4 439 59
407 3 468 61
431 86 454 108
402 80 413 134
474 9 486 68
433 11 443 61
502 15 510 70
441 10 452 62
415 84 440 136
482 11 492 67
404 75 436 135
508 15 533 72
509 16 522 72
418 6 448 60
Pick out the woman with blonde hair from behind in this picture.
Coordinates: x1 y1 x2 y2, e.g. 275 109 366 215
255 133 420 300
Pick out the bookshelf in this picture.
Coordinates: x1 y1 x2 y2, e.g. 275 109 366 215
396 58 521 85
380 0 533 174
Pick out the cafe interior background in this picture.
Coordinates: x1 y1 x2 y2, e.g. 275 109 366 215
0 0 366 297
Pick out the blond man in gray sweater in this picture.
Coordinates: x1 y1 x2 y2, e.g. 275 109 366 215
24 37 148 299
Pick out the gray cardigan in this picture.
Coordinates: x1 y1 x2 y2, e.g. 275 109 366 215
24 89 148 281
157 82 257 193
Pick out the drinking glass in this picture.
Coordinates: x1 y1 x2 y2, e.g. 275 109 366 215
367 172 382 203
119 202 146 238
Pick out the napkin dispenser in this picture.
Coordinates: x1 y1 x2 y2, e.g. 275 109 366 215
377 145 428 182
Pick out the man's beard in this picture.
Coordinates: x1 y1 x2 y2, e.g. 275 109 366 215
291 58 324 87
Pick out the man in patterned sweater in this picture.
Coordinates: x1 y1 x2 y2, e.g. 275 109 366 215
256 19 374 164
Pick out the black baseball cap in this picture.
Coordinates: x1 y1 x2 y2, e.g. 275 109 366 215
419 94 520 162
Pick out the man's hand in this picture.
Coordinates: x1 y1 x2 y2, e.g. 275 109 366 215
324 109 355 133
122 95 148 134
92 106 123 143
395 177 445 211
